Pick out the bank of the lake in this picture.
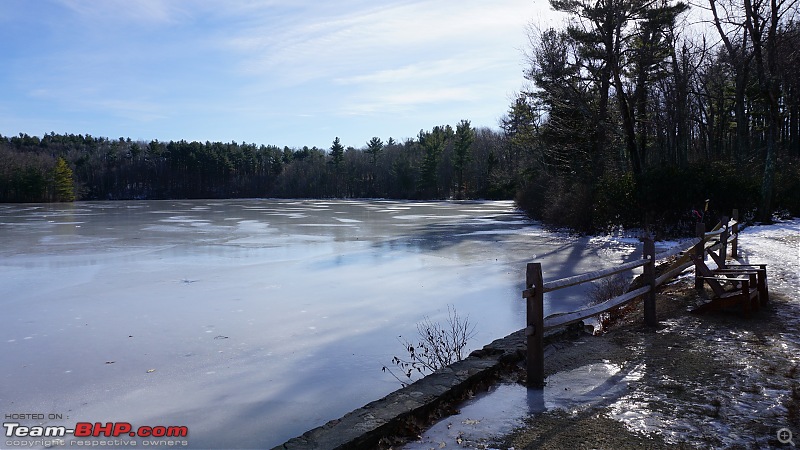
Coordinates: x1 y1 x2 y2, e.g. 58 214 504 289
406 218 800 449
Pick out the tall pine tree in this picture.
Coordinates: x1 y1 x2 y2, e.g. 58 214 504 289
453 120 475 199
52 157 75 202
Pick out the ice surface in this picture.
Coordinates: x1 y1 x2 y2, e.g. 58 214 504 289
0 199 641 449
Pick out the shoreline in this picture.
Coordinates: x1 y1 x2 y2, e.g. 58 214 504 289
476 279 800 449
280 276 800 449
409 219 800 449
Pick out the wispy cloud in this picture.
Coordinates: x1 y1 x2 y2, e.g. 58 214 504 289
219 0 536 122
340 87 477 116
1 0 557 146
225 1 532 82
334 58 506 86
54 0 188 25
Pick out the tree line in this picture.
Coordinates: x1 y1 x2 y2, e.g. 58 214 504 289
0 121 519 204
511 0 800 233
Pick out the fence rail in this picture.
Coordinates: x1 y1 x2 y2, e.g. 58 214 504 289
521 209 742 387
542 286 652 330
538 258 651 293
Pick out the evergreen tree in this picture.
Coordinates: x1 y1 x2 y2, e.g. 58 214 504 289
525 28 590 174
329 137 345 197
364 137 384 196
549 0 689 175
453 120 475 199
329 137 344 168
418 126 453 197
52 157 75 201
365 137 383 166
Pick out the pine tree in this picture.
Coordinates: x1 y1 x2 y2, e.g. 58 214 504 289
453 120 475 199
365 137 383 166
418 126 452 197
329 137 345 197
364 137 384 196
52 157 75 202
329 137 344 168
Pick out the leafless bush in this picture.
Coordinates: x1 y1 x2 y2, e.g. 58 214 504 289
587 274 631 333
588 273 630 305
383 305 476 386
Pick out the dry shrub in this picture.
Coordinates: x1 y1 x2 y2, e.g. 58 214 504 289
383 305 477 386
587 274 631 333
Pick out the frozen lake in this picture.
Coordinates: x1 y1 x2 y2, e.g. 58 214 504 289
0 199 640 449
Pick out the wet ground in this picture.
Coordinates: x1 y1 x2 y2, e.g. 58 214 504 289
406 284 800 449
404 219 800 449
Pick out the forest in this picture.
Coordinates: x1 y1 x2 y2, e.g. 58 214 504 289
0 123 509 203
1 0 798 235
511 0 800 233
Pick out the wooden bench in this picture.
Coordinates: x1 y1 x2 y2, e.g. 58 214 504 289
692 255 768 317
714 264 769 304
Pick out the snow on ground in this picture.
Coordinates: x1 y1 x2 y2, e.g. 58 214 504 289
404 218 800 449
737 219 800 297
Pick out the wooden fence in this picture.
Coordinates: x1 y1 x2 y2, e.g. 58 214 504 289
521 210 742 387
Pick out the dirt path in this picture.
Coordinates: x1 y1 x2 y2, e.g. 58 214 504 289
494 280 800 449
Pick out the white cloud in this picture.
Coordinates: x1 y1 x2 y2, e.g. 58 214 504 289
334 57 507 86
225 0 534 82
219 0 538 122
1 0 562 146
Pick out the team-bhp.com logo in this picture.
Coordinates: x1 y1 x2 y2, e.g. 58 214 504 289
4 421 188 446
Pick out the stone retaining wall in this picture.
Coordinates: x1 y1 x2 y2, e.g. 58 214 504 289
273 329 529 450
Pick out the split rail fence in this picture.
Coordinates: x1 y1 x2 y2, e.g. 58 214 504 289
521 210 743 387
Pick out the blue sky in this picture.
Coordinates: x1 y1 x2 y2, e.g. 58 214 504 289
0 0 563 149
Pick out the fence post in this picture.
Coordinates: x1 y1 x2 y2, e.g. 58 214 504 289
731 209 739 259
643 236 657 327
694 222 706 291
525 263 545 388
719 215 729 269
